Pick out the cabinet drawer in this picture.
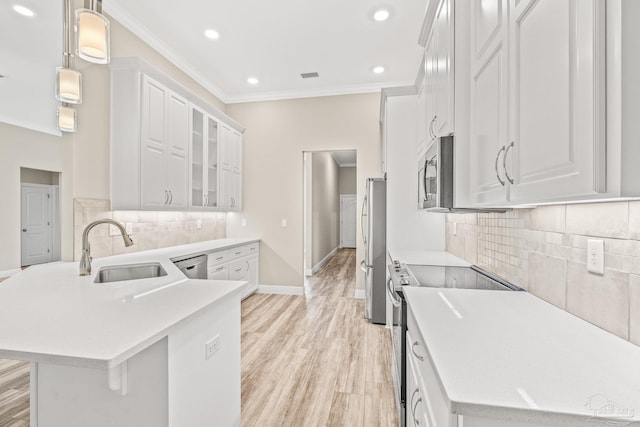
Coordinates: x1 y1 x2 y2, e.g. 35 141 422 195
228 245 247 260
246 242 259 256
207 264 228 280
228 258 249 281
207 250 229 267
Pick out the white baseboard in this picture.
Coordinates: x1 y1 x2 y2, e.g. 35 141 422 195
311 246 339 274
0 268 21 279
354 289 365 299
257 285 305 296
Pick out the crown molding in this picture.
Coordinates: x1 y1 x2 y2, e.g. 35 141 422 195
103 1 231 104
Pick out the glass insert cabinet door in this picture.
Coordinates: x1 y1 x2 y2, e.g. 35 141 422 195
191 107 219 208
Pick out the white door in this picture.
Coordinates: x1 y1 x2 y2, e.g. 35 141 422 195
21 185 52 266
508 0 605 203
469 0 510 205
340 195 357 248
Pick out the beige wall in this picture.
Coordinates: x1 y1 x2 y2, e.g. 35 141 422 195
226 93 381 289
0 124 74 272
339 166 357 194
311 152 340 267
445 201 640 346
0 15 227 274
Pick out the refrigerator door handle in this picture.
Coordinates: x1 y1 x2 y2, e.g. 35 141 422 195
360 194 368 245
360 260 371 273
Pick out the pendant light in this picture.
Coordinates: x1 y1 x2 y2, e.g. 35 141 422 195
75 0 110 64
56 0 82 105
57 105 77 132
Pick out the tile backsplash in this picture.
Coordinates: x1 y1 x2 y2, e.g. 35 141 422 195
446 201 640 346
73 199 226 261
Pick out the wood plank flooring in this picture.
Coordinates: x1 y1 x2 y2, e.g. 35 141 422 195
0 248 397 426
241 248 397 426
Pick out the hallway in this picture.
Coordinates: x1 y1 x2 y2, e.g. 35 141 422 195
241 248 397 426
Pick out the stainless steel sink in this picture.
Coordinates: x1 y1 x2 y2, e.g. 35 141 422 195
94 263 168 283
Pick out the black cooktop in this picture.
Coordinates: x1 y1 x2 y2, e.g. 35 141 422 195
404 264 521 291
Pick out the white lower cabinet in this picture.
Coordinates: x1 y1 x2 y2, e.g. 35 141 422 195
207 243 259 299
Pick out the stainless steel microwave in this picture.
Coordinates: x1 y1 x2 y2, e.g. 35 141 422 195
418 135 454 211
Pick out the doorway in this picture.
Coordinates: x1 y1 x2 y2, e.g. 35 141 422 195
303 150 357 276
20 168 61 267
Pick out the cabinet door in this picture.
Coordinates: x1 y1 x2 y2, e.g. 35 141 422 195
220 125 234 170
469 0 509 205
219 168 233 209
232 130 242 173
416 57 429 158
232 172 241 210
229 258 249 281
166 92 190 208
247 256 258 286
190 107 205 208
508 0 605 203
425 36 436 146
205 116 219 208
140 75 168 209
433 0 454 137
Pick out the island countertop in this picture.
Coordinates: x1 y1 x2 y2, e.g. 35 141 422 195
403 287 640 426
0 238 259 369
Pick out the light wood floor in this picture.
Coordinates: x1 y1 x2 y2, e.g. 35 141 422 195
0 248 397 427
242 248 397 426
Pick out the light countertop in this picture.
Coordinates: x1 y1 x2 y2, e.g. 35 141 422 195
0 238 259 369
387 248 470 267
403 287 640 426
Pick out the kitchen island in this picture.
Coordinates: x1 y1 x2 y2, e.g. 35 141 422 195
0 238 258 427
402 287 640 427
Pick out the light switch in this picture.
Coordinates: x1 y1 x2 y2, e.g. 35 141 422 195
281 219 287 228
453 222 457 236
587 239 604 275
196 220 202 229
241 219 247 227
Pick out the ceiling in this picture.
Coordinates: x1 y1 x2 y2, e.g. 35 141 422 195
332 150 357 167
104 0 428 103
0 1 62 135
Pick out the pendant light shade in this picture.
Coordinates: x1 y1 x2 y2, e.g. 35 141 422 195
56 67 82 104
58 106 77 132
75 8 110 64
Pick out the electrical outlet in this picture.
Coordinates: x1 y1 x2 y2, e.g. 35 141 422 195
587 239 604 275
196 220 202 229
205 334 221 360
281 219 287 227
453 222 457 236
241 219 247 227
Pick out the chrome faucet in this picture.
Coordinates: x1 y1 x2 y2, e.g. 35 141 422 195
79 219 134 276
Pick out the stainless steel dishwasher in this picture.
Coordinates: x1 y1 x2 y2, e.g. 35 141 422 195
172 254 208 279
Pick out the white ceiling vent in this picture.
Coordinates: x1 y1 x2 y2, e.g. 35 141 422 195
300 72 319 79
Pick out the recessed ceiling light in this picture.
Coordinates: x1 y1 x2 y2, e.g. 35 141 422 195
204 29 220 40
247 77 259 85
373 66 385 74
373 9 390 22
13 4 35 17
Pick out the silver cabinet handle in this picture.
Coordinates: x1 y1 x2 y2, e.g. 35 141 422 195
411 341 425 362
429 115 438 140
204 194 209 206
235 268 242 272
504 141 515 185
215 256 224 261
215 266 224 271
412 395 423 426
164 190 169 204
495 146 506 187
22 229 27 232
387 278 402 307
168 190 173 204
410 388 420 426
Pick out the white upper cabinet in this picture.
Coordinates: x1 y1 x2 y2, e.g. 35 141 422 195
219 124 242 210
110 57 244 211
466 0 605 207
139 75 189 210
507 0 606 203
431 0 454 138
190 107 219 209
469 0 510 205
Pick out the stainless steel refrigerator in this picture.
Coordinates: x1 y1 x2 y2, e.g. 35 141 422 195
360 178 386 324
